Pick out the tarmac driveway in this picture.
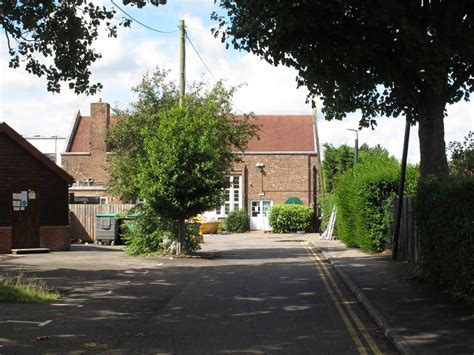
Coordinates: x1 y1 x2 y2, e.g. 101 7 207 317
0 233 395 354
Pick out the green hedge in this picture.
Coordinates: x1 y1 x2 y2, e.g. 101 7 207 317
269 204 314 233
335 154 418 252
415 175 474 298
224 209 250 232
320 193 336 232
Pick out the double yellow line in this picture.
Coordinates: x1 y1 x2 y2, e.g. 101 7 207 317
303 242 382 355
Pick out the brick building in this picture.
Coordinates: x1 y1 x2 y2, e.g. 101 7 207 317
61 101 120 204
0 122 74 253
62 102 320 230
204 115 319 230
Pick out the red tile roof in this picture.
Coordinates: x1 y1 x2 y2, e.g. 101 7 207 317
68 115 119 152
245 115 315 152
67 114 315 153
70 116 91 152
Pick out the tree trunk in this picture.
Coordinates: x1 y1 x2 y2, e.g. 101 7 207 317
417 92 449 177
177 218 186 255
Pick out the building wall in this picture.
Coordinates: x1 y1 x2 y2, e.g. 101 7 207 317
0 226 71 253
62 102 112 200
40 226 71 251
235 153 318 209
0 227 12 254
0 134 70 226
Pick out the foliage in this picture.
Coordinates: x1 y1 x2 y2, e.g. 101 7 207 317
108 68 257 253
334 153 419 252
224 209 249 233
269 204 314 233
123 210 200 256
0 272 59 303
415 175 474 300
448 131 474 176
322 144 354 193
107 69 179 201
322 143 391 193
319 193 336 233
213 1 474 176
1 0 166 94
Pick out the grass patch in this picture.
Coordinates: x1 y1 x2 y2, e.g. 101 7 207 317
0 272 60 303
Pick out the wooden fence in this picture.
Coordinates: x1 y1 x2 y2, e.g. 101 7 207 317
69 204 136 242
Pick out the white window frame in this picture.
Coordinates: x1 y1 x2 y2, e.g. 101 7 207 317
99 196 108 205
215 175 242 216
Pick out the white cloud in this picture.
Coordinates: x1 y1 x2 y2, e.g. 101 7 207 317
1 1 472 165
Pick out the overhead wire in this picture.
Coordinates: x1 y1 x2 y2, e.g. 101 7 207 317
111 0 179 34
185 30 245 114
105 5 245 114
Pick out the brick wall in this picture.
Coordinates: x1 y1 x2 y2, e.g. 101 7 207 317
234 153 318 209
39 226 71 251
0 227 12 254
0 226 71 253
62 101 111 197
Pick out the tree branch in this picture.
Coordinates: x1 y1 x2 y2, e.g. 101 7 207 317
448 65 474 100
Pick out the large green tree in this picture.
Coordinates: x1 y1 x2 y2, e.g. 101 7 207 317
212 1 474 176
108 69 257 253
1 0 165 95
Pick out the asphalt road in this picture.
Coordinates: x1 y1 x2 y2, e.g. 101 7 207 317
0 234 396 354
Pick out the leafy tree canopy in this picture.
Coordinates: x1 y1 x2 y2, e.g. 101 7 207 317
107 68 257 252
213 1 474 176
1 0 165 95
448 131 474 176
322 143 391 193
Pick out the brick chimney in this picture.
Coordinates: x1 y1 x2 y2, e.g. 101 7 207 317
90 101 110 153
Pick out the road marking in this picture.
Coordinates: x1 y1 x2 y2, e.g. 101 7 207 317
5 320 52 327
303 242 382 355
125 270 149 275
51 303 84 308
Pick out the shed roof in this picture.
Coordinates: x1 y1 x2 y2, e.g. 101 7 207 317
0 122 75 184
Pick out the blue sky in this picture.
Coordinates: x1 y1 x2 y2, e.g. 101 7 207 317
0 0 472 163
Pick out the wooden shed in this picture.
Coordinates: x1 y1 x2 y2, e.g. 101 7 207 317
0 122 74 253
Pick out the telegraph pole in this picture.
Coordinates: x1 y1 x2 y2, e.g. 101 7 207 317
392 119 411 260
177 19 186 254
179 19 186 107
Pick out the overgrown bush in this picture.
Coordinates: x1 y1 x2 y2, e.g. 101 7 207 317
224 209 249 232
335 153 419 252
415 175 474 299
269 204 314 233
123 212 200 255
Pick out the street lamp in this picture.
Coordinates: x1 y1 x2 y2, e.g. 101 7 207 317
346 128 359 163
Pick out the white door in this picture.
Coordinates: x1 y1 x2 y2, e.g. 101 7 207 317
250 200 272 230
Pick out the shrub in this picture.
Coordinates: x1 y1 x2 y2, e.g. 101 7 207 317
334 153 419 252
320 193 336 232
415 175 474 299
269 204 314 233
123 211 200 255
224 209 249 232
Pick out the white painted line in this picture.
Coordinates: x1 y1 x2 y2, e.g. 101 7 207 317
50 303 84 308
39 320 52 327
125 270 149 275
5 319 52 327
